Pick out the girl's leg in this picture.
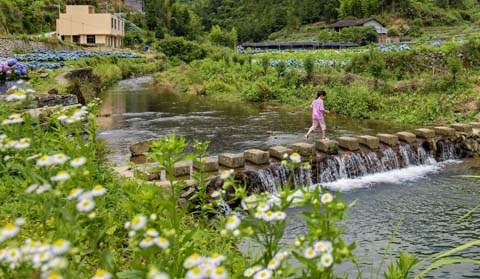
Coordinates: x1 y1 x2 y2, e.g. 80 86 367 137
305 119 319 140
320 117 327 139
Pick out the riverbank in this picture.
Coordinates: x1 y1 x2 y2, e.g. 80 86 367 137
153 41 480 125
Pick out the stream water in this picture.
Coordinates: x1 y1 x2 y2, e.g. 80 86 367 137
97 76 480 278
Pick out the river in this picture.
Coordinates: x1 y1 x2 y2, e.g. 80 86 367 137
97 76 480 278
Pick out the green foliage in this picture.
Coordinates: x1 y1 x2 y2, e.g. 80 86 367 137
157 37 209 63
261 57 270 75
208 25 237 49
447 56 462 84
304 56 315 80
367 54 387 85
92 64 122 88
384 252 419 279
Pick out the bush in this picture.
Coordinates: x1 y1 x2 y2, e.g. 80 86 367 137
158 37 209 63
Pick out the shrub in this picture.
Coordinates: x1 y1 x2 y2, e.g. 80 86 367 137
158 37 209 63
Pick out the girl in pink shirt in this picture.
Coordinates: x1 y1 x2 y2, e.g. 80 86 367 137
305 90 328 140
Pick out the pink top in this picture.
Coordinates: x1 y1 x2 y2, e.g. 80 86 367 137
310 98 324 119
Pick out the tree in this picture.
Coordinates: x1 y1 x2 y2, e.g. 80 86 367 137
367 55 386 87
447 56 462 85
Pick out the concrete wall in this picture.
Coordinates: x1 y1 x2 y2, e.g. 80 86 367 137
0 38 76 55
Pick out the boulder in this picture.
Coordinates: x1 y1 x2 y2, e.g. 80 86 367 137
413 128 435 139
291 142 315 156
193 156 219 172
376 133 398 147
244 149 270 165
396 132 416 144
218 153 245 168
130 140 153 157
315 139 338 154
451 123 473 135
357 135 379 149
337 136 360 151
433 126 456 137
269 146 292 160
171 160 191 177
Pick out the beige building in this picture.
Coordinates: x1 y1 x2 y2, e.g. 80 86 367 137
56 5 124 48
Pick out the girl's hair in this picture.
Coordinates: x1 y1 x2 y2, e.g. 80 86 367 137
316 90 327 99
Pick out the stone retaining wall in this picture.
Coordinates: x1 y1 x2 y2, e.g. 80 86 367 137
0 38 76 55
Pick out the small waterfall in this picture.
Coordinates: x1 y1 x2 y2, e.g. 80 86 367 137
437 141 457 161
399 143 417 166
381 147 400 170
219 199 232 214
256 168 278 194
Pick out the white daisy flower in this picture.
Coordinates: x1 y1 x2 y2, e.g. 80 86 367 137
241 195 258 210
257 202 270 212
45 272 64 279
91 269 112 279
150 214 157 220
321 193 333 204
128 231 136 238
130 215 147 231
313 240 333 254
25 184 39 193
67 188 84 200
254 210 265 219
210 190 221 199
36 155 54 167
267 257 280 270
154 237 169 249
225 215 241 230
201 264 214 277
47 257 68 270
289 152 301 163
35 184 51 194
320 253 334 267
36 242 51 253
70 157 86 168
211 266 227 279
2 223 19 239
91 185 107 196
139 236 155 248
262 211 275 222
52 239 70 255
5 248 21 263
65 116 81 124
53 154 68 165
124 222 131 229
57 115 68 122
32 251 53 266
303 247 317 259
185 266 203 279
14 218 25 226
183 253 203 269
14 138 30 149
5 91 26 101
243 265 262 277
253 269 272 279
145 228 159 237
210 253 225 265
220 169 234 180
51 171 70 182
76 199 95 212
274 211 287 221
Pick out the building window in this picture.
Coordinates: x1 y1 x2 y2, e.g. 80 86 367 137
87 35 96 44
72 36 80 43
111 18 114 29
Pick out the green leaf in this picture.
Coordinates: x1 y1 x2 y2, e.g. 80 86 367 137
415 258 480 279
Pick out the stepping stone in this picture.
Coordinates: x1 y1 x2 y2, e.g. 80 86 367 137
269 146 292 160
291 142 315 156
396 132 416 144
218 153 245 168
315 139 338 154
357 135 379 149
451 123 473 134
413 128 435 139
130 140 153 156
433 126 456 137
244 149 269 165
193 156 219 172
470 122 480 129
337 136 360 151
376 133 398 147
172 160 191 177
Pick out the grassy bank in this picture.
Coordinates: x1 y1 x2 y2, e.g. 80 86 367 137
154 42 480 125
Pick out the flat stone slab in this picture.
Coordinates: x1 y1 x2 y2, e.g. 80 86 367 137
451 123 473 134
193 156 219 172
376 133 398 147
172 160 192 177
269 146 292 160
470 122 480 129
130 140 153 156
316 139 338 154
218 153 245 168
434 126 456 137
413 128 435 139
337 136 360 151
396 132 416 144
357 135 379 149
244 149 269 165
291 142 315 156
